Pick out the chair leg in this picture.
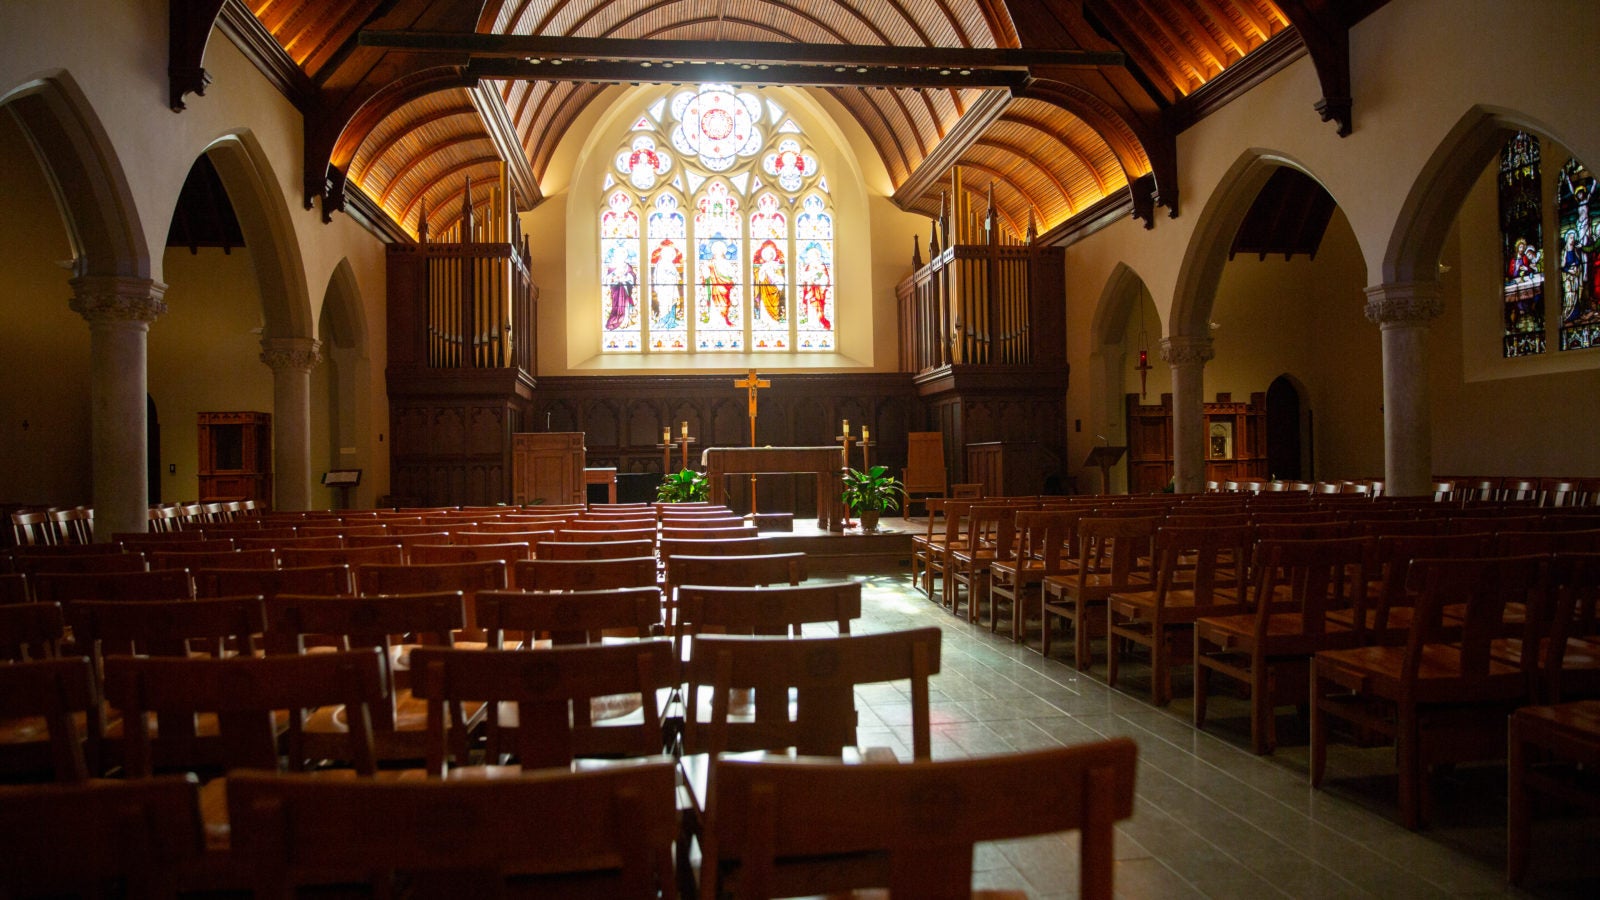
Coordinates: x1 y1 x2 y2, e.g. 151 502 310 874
1193 634 1211 728
1150 631 1168 707
1309 665 1328 787
1039 601 1053 657
1251 660 1273 755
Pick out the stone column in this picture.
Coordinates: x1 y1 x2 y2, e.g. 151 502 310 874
1161 335 1213 494
260 336 323 511
68 275 167 540
1364 282 1443 498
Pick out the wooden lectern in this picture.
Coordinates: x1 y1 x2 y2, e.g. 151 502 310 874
902 432 947 517
1083 445 1127 496
512 432 586 505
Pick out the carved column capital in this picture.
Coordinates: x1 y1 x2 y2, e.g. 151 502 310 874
68 276 168 325
1364 282 1443 327
260 336 323 371
1159 335 1214 368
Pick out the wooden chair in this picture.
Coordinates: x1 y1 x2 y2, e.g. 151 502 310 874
674 582 860 648
680 628 941 900
275 544 403 568
408 542 534 586
538 539 656 560
660 525 758 541
1337 533 1493 646
946 504 1022 623
923 501 977 605
0 600 66 660
354 560 508 638
909 499 970 599
233 535 343 552
0 656 97 783
667 553 806 594
32 569 194 605
455 528 556 549
476 587 664 649
1507 700 1600 884
989 510 1078 640
1195 536 1375 754
348 531 451 560
102 649 387 856
659 535 765 562
194 564 353 600
227 761 678 899
409 641 677 774
0 775 205 899
1040 516 1158 667
1107 523 1252 706
147 548 277 571
515 556 659 592
11 510 59 547
1310 555 1545 827
12 551 148 575
706 740 1139 900
265 592 478 765
558 526 658 545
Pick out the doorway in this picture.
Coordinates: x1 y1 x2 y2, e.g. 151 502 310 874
1265 375 1303 481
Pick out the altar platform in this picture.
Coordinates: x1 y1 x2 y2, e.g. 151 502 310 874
752 515 916 577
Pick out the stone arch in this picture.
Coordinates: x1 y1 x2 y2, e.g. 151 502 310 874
201 130 313 340
1089 263 1156 348
0 70 147 279
1382 104 1584 287
1169 149 1333 340
316 258 373 507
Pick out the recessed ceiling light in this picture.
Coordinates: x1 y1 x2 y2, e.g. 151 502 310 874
640 61 652 67
940 69 952 76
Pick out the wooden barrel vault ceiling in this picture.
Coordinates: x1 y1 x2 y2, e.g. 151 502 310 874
171 1 1383 243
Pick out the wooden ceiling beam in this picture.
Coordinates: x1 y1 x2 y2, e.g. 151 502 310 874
359 30 1123 69
464 57 1033 90
1191 0 1254 59
1149 0 1234 74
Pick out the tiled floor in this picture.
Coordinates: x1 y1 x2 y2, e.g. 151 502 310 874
833 567 1599 899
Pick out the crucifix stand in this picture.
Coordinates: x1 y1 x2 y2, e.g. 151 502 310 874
734 370 770 516
836 425 855 527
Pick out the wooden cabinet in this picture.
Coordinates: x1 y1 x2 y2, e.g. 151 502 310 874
512 432 585 506
1125 393 1268 492
198 411 272 507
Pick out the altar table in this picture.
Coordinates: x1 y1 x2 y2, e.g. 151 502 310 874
702 446 847 532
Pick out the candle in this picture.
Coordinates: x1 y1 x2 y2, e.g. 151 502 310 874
663 426 670 444
681 421 689 438
842 419 850 436
863 426 870 441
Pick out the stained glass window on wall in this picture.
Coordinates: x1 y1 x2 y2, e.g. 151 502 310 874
600 85 834 354
600 190 640 352
1499 132 1544 357
1557 157 1600 351
695 181 743 351
795 194 834 351
647 193 688 351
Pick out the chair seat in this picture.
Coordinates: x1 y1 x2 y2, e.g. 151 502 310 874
1197 614 1358 657
1317 644 1528 703
1109 586 1244 624
1045 571 1152 603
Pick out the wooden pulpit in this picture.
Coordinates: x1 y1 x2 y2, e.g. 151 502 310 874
1083 445 1127 496
512 432 585 505
903 432 947 516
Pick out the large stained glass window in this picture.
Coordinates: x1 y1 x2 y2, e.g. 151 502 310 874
599 85 834 354
1499 132 1544 357
1557 158 1600 351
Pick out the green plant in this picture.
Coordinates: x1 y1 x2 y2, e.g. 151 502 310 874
656 468 709 503
840 465 904 514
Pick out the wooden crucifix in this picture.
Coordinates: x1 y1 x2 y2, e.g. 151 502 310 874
734 370 770 515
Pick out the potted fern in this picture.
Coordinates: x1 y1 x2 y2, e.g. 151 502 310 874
840 465 903 532
656 468 708 503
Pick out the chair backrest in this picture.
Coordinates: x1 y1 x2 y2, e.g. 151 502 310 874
0 656 97 782
1010 510 1081 575
69 597 267 662
226 761 677 899
708 740 1139 900
32 569 194 605
659 517 749 530
455 529 556 549
194 565 354 600
147 548 278 571
1151 524 1252 608
275 544 404 568
558 527 658 544
408 541 533 568
1074 516 1158 585
659 536 766 560
538 539 657 561
515 556 659 592
1404 555 1547 683
12 551 148 575
235 534 343 551
660 526 758 541
410 641 677 773
564 517 657 532
668 553 806 591
475 587 663 648
11 510 59 546
675 582 861 645
962 504 1021 563
0 600 66 660
1250 537 1375 641
355 561 507 634
0 775 205 898
683 627 941 759
102 649 387 777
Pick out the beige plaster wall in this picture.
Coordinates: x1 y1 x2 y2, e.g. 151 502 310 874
0 113 91 505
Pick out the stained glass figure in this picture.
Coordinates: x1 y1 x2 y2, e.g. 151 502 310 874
750 192 788 350
647 193 687 352
695 181 743 350
1557 157 1600 351
1499 132 1545 357
600 190 641 352
796 194 834 350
